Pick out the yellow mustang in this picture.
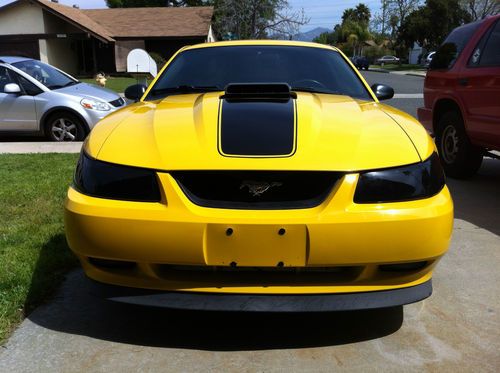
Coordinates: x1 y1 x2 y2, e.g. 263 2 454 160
65 41 453 311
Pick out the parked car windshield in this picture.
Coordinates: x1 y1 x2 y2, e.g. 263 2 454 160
12 60 78 90
430 21 481 69
146 46 372 101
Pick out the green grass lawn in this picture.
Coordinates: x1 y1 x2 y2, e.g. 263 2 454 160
80 76 145 93
370 63 426 71
0 154 79 343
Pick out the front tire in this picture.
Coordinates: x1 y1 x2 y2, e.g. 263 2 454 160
45 112 86 142
435 111 483 179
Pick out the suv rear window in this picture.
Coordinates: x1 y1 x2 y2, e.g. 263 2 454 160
430 21 481 70
468 20 500 67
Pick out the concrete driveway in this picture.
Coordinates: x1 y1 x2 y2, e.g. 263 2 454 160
0 157 498 372
0 142 82 154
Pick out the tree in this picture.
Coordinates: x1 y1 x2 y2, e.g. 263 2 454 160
387 0 422 28
342 3 371 26
371 0 421 45
380 0 389 35
313 31 338 45
354 3 371 26
106 0 211 6
339 4 372 55
398 0 472 51
314 3 372 56
212 0 308 40
389 14 399 38
341 19 371 55
460 0 500 20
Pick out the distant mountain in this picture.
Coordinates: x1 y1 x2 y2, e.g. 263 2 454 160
292 27 331 42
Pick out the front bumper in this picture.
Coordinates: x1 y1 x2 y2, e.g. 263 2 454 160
83 108 117 130
65 173 453 296
90 277 432 312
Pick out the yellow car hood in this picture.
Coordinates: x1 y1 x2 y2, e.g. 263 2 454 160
87 92 434 172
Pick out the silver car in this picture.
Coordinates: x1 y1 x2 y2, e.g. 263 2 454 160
0 57 125 141
376 55 400 65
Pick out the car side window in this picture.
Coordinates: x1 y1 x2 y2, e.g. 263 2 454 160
15 74 43 96
0 66 16 93
431 21 481 69
468 20 500 67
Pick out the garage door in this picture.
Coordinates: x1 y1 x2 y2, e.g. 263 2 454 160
0 40 40 59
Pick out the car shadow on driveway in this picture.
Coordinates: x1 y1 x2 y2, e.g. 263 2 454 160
446 157 500 236
24 158 498 351
27 265 403 351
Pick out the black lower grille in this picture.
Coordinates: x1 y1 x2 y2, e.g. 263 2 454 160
171 171 342 209
156 265 362 285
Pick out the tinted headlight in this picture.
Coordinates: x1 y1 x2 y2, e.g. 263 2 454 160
354 153 445 203
74 151 161 202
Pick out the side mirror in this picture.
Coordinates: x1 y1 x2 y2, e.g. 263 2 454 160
124 84 147 102
4 83 21 94
371 83 394 101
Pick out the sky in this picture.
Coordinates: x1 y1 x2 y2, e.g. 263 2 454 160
289 0 382 31
0 0 383 32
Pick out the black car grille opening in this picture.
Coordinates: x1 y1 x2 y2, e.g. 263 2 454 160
109 97 125 107
156 265 363 285
171 171 342 209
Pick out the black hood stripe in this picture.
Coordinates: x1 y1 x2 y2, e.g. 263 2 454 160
218 98 297 157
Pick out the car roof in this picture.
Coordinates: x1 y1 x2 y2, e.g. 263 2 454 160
0 56 33 64
182 40 340 53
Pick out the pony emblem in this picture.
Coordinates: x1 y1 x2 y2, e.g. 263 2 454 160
240 180 283 197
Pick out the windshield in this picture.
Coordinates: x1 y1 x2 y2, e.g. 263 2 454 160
146 46 372 101
12 60 78 90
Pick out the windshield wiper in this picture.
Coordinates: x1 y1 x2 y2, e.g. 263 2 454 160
150 85 221 96
291 86 341 95
63 80 79 87
48 81 79 90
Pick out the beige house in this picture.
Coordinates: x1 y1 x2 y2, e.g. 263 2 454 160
0 0 215 75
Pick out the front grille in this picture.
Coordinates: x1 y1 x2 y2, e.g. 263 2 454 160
171 171 342 209
109 97 125 107
156 265 363 285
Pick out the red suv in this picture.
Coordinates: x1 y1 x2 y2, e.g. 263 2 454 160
418 15 500 178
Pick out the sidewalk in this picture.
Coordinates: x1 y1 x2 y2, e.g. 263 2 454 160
390 70 427 77
369 67 427 77
0 142 82 154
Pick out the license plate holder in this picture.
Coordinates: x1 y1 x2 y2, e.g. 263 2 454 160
205 224 307 267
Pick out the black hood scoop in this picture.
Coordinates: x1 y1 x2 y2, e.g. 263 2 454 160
222 83 297 101
218 83 297 157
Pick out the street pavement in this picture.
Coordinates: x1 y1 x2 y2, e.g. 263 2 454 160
1 71 499 372
361 70 425 118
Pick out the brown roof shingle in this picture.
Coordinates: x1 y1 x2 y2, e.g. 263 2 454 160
82 7 213 39
20 1 213 42
34 0 114 42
